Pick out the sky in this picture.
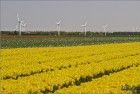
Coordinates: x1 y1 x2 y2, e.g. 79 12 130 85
1 0 140 32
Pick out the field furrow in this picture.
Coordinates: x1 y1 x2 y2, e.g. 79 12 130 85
1 54 140 94
54 66 140 94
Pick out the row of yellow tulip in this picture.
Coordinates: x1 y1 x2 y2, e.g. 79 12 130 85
1 42 140 80
1 54 140 94
55 66 140 94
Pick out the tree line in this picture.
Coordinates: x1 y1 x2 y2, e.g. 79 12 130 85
1 31 140 37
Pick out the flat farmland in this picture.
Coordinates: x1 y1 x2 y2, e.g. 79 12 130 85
1 35 140 48
1 42 140 94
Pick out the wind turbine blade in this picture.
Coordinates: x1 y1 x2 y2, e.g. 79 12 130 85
56 20 61 25
17 13 20 21
57 20 61 24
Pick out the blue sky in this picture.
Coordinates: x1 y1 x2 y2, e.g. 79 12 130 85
1 0 140 32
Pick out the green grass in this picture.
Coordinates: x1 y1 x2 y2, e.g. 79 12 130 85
1 36 140 48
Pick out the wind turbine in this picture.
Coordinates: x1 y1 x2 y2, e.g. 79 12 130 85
136 27 140 32
82 22 87 36
56 20 61 36
132 27 139 32
17 13 26 36
102 24 108 36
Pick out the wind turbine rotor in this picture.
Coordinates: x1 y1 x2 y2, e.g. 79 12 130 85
21 21 26 26
82 22 87 27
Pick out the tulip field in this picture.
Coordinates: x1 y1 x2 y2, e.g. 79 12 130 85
0 41 140 94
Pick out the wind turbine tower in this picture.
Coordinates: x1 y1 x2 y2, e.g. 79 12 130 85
56 20 61 36
102 24 108 36
82 22 87 36
17 14 21 36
